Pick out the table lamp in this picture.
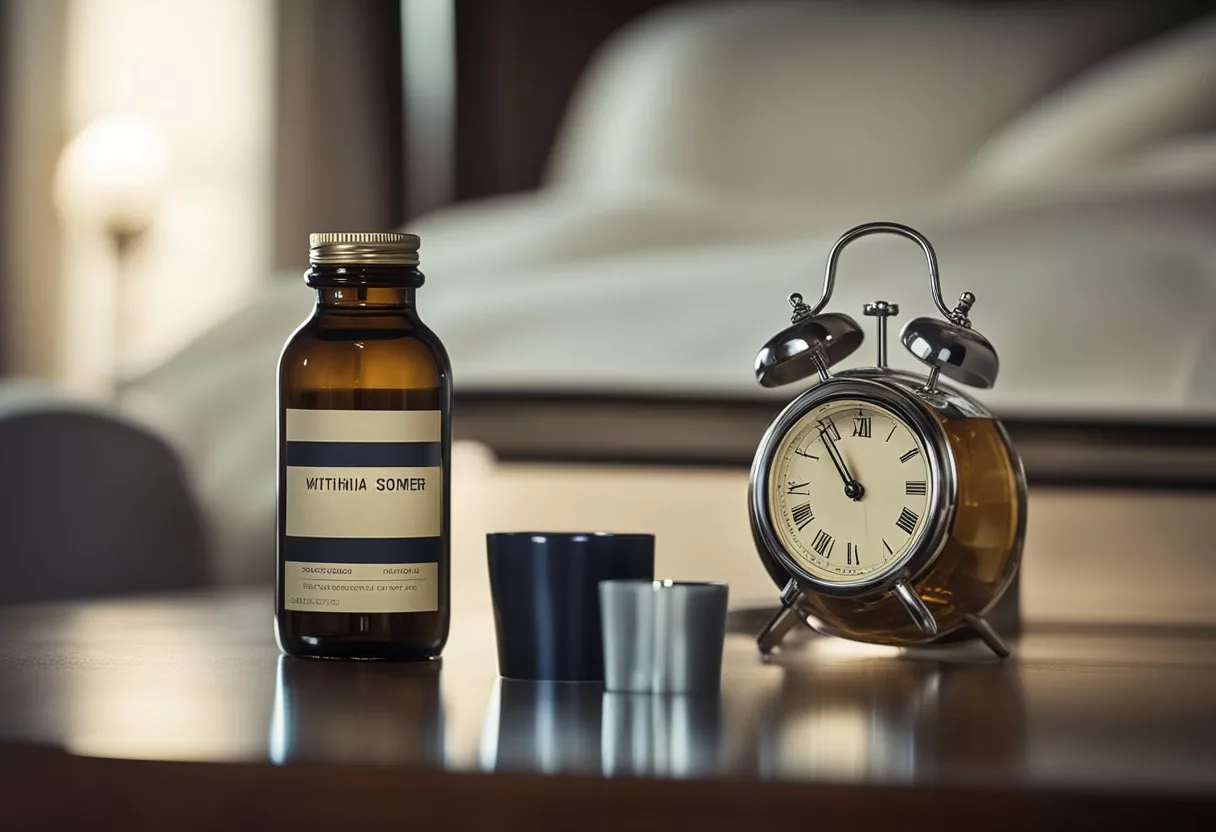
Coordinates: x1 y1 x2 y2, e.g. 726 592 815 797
53 113 169 392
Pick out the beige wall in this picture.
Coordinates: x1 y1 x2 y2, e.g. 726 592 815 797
2 0 275 392
1 0 68 379
447 444 1216 629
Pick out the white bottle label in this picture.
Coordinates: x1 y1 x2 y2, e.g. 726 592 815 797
281 409 443 613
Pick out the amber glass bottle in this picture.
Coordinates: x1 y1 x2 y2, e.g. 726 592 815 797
276 232 451 660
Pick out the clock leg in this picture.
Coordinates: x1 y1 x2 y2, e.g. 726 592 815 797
963 613 1011 659
757 605 803 656
758 586 824 657
892 580 939 637
758 580 816 656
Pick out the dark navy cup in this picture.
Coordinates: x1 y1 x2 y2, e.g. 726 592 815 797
486 532 655 682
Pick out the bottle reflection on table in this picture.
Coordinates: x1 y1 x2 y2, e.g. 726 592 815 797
269 656 444 766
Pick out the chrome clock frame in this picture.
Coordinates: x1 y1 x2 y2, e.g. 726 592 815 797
749 374 959 601
750 222 1018 658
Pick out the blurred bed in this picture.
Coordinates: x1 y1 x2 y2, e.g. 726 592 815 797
119 1 1216 585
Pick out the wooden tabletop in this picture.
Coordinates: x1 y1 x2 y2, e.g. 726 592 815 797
0 590 1213 829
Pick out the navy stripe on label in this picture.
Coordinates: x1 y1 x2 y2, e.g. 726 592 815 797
286 441 442 468
283 536 443 564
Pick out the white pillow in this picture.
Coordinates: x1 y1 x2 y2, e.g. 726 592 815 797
966 16 1216 185
551 0 1156 200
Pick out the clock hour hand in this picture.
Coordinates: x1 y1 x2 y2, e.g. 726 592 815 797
820 426 865 501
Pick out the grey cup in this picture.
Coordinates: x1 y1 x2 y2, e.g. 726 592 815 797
599 580 729 695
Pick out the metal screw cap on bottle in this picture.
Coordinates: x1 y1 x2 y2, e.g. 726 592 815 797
308 232 421 266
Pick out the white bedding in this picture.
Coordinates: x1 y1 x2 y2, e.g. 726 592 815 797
124 3 1216 584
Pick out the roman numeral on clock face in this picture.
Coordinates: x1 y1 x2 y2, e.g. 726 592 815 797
790 502 815 531
896 507 919 535
905 480 926 495
812 529 834 557
900 448 920 464
846 542 859 566
852 416 872 438
794 448 819 460
818 418 841 442
787 481 811 496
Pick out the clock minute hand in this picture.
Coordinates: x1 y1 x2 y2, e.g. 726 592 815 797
820 427 865 501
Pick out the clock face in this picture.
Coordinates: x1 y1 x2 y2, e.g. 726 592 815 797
767 397 933 584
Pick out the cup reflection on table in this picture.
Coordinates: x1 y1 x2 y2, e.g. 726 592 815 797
270 656 444 766
601 692 722 778
478 678 725 778
478 679 604 774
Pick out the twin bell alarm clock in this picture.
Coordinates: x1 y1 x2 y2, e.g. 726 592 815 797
749 222 1026 658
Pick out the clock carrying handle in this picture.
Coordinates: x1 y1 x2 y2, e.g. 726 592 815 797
799 222 955 320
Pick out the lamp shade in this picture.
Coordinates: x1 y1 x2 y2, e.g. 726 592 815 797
53 113 170 237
